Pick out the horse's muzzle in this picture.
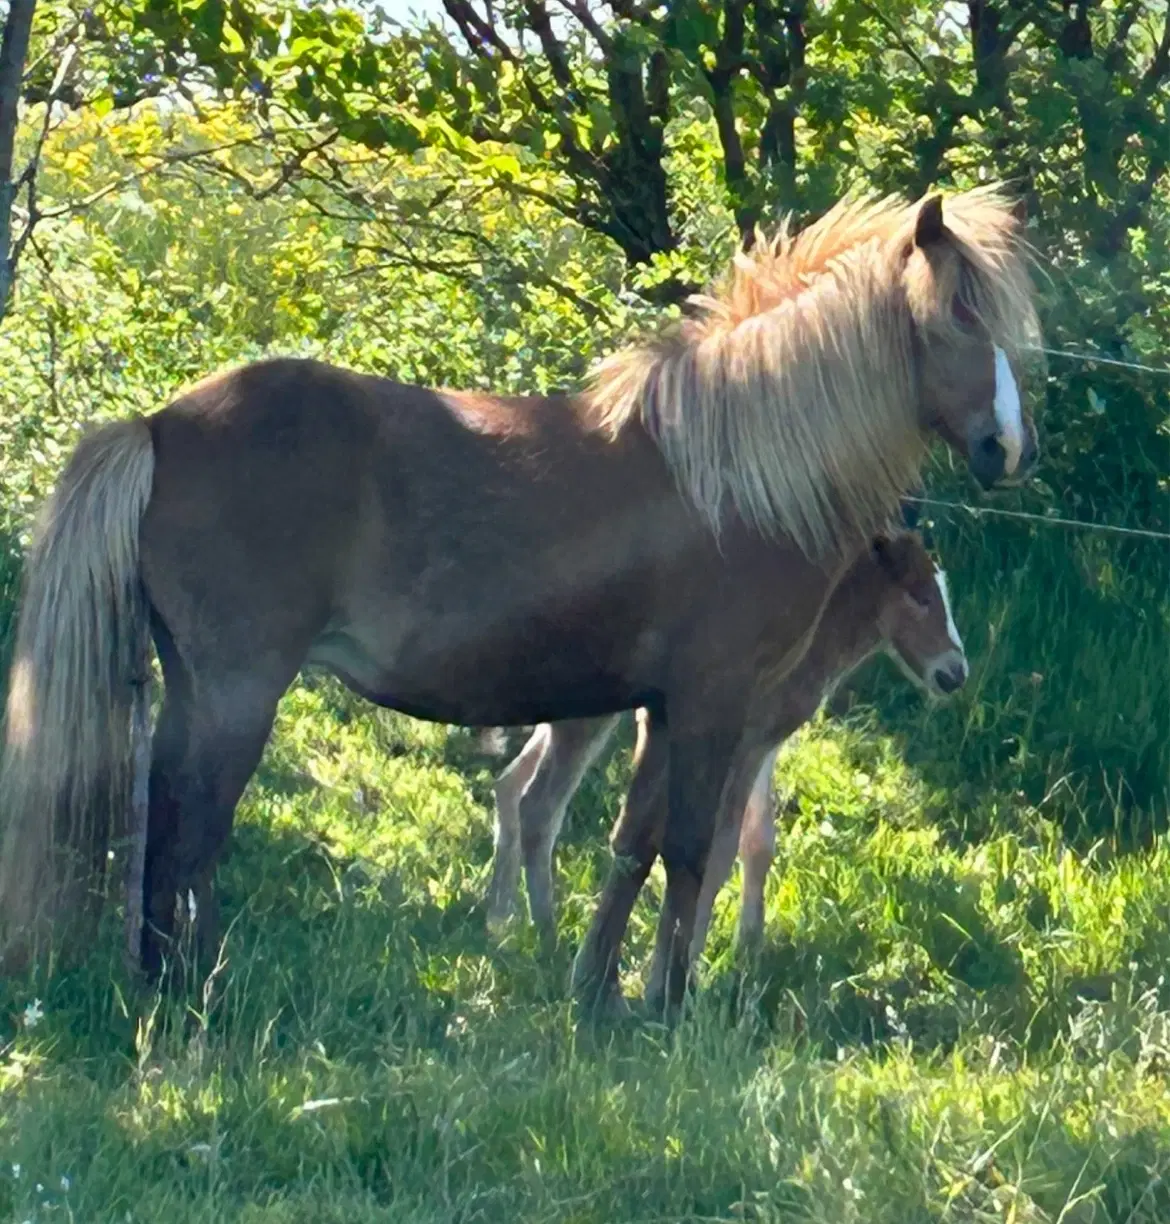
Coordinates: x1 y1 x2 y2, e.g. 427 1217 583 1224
971 423 1039 490
969 435 1007 490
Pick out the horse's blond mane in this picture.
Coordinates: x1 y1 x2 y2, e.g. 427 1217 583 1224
587 185 1040 558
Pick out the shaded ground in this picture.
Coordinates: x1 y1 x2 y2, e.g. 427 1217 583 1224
1 677 1168 1223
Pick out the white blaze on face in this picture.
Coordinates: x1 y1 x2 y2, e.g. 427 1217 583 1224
932 564 965 661
992 346 1024 475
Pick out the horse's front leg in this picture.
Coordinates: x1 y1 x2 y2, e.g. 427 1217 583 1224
647 722 755 1020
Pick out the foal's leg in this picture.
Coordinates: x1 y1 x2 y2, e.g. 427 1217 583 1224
737 748 779 948
520 715 620 939
141 667 287 980
682 812 743 976
485 724 550 933
570 711 667 1016
485 716 618 936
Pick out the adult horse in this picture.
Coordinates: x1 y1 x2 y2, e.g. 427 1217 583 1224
0 187 1041 985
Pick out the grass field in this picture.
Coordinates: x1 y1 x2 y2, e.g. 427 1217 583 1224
0 92 1166 1218
0 504 1168 1223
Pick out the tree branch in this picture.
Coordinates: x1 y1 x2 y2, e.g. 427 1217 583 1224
524 0 577 86
442 0 520 63
0 0 36 183
556 0 613 54
493 174 611 235
10 43 76 276
859 0 935 80
1095 146 1168 258
1104 0 1144 70
343 234 605 318
30 136 265 222
703 0 753 241
1139 2 1170 96
186 127 341 201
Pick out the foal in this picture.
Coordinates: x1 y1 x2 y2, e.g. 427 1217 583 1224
484 529 967 1009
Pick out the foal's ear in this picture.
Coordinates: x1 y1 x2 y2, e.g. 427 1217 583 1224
872 533 914 582
914 194 946 248
871 533 896 570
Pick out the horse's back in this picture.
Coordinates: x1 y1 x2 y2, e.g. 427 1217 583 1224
138 356 692 719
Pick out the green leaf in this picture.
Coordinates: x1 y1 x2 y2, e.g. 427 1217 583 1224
484 151 521 180
221 21 246 56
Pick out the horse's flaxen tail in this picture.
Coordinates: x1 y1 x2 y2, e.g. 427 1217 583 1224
0 417 155 972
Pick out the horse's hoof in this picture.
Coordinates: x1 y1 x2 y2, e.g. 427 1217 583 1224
573 978 631 1023
643 987 669 1024
483 871 520 937
569 953 627 1021
484 904 515 938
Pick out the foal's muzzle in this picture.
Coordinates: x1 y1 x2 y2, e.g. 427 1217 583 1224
931 655 968 696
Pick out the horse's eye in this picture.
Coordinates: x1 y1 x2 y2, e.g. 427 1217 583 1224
904 587 932 613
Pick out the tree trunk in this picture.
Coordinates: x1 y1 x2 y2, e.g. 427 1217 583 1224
0 0 38 323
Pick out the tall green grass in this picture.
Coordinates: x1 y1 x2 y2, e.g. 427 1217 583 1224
844 492 1169 845
0 670 1168 1222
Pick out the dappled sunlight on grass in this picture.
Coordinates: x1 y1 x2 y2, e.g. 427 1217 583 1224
0 673 1167 1221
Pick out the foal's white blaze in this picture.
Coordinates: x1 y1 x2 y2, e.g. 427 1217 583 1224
933 564 965 661
992 345 1024 475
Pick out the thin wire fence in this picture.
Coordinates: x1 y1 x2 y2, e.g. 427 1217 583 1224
906 497 1170 543
910 345 1170 542
1032 347 1170 378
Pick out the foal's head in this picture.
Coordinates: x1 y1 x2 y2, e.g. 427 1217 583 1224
870 532 967 698
899 191 1041 490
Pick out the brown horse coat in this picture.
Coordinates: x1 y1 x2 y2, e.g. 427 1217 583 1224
0 187 1042 997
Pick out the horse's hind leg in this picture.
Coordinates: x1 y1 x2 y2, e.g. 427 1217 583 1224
485 716 619 939
141 662 288 980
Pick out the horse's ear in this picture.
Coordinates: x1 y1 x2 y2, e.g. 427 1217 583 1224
1011 197 1028 225
914 195 946 248
899 495 923 531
